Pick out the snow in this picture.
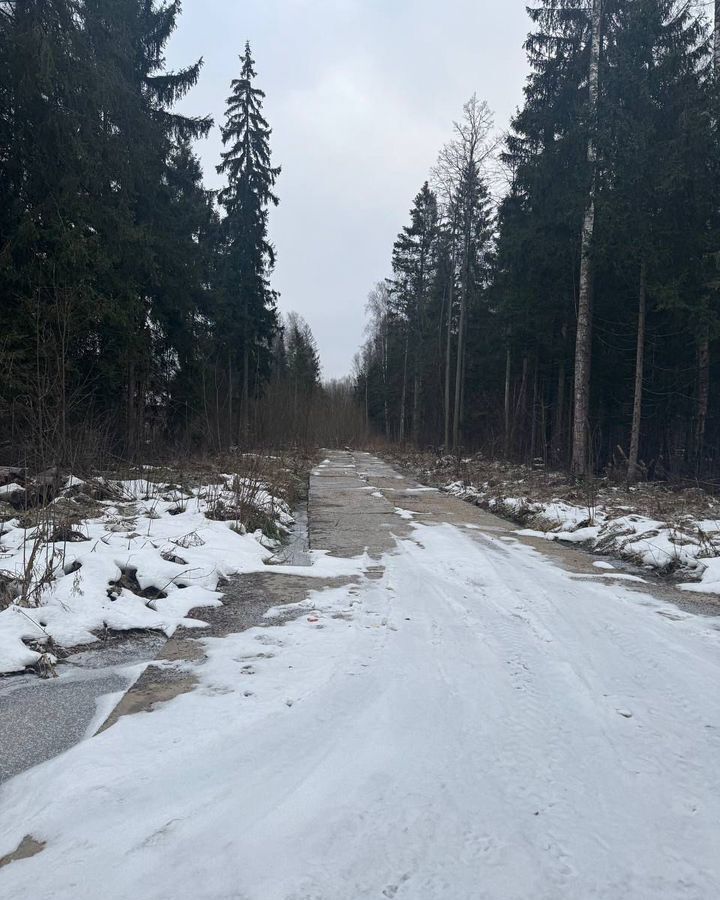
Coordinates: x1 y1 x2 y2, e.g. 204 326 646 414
1 521 720 898
445 481 720 595
680 556 720 594
0 473 305 675
571 572 647 583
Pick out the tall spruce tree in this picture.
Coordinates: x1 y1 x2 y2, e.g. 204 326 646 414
390 182 439 443
501 1 611 471
217 41 280 442
496 0 594 462
153 138 219 438
83 0 212 449
601 0 711 479
0 0 98 461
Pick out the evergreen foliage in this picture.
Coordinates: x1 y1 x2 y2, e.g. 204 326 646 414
216 41 281 442
358 2 720 480
0 5 282 462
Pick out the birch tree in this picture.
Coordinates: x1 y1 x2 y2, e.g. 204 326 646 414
435 96 495 450
571 0 602 476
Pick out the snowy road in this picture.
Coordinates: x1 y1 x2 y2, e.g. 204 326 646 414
1 451 719 898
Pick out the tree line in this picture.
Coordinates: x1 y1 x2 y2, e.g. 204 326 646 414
357 0 720 481
0 0 350 465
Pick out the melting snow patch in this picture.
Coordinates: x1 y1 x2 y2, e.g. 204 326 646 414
0 472 351 676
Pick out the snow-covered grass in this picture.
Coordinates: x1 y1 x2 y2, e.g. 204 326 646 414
383 450 720 597
443 479 720 594
0 466 299 676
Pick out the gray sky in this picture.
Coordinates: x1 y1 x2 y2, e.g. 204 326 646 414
167 1 531 379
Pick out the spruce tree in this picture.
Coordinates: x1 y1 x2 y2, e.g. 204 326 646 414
82 0 212 449
499 1 613 469
0 0 99 461
391 182 439 443
601 0 711 478
285 313 321 396
153 138 219 436
524 0 608 474
217 41 281 442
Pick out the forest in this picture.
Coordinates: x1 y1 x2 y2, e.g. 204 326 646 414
4 0 720 484
356 0 720 481
0 0 362 467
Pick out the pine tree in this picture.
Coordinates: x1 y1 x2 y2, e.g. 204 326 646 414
217 41 280 442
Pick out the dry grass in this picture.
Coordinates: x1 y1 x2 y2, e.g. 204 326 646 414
0 447 317 618
384 449 720 529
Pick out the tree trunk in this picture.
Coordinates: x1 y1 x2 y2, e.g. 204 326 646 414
365 376 369 436
127 357 136 454
571 0 602 477
514 356 529 454
242 343 249 443
227 350 233 448
540 382 548 464
413 373 421 445
530 359 539 461
436 286 447 444
452 291 466 451
696 332 710 468
382 328 390 439
399 330 409 443
628 258 647 482
413 250 427 446
553 357 566 464
504 345 512 457
453 226 471 452
444 250 456 449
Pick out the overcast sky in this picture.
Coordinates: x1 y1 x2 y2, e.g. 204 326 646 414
167 1 531 379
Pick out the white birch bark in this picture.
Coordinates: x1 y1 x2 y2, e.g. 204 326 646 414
571 0 602 476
